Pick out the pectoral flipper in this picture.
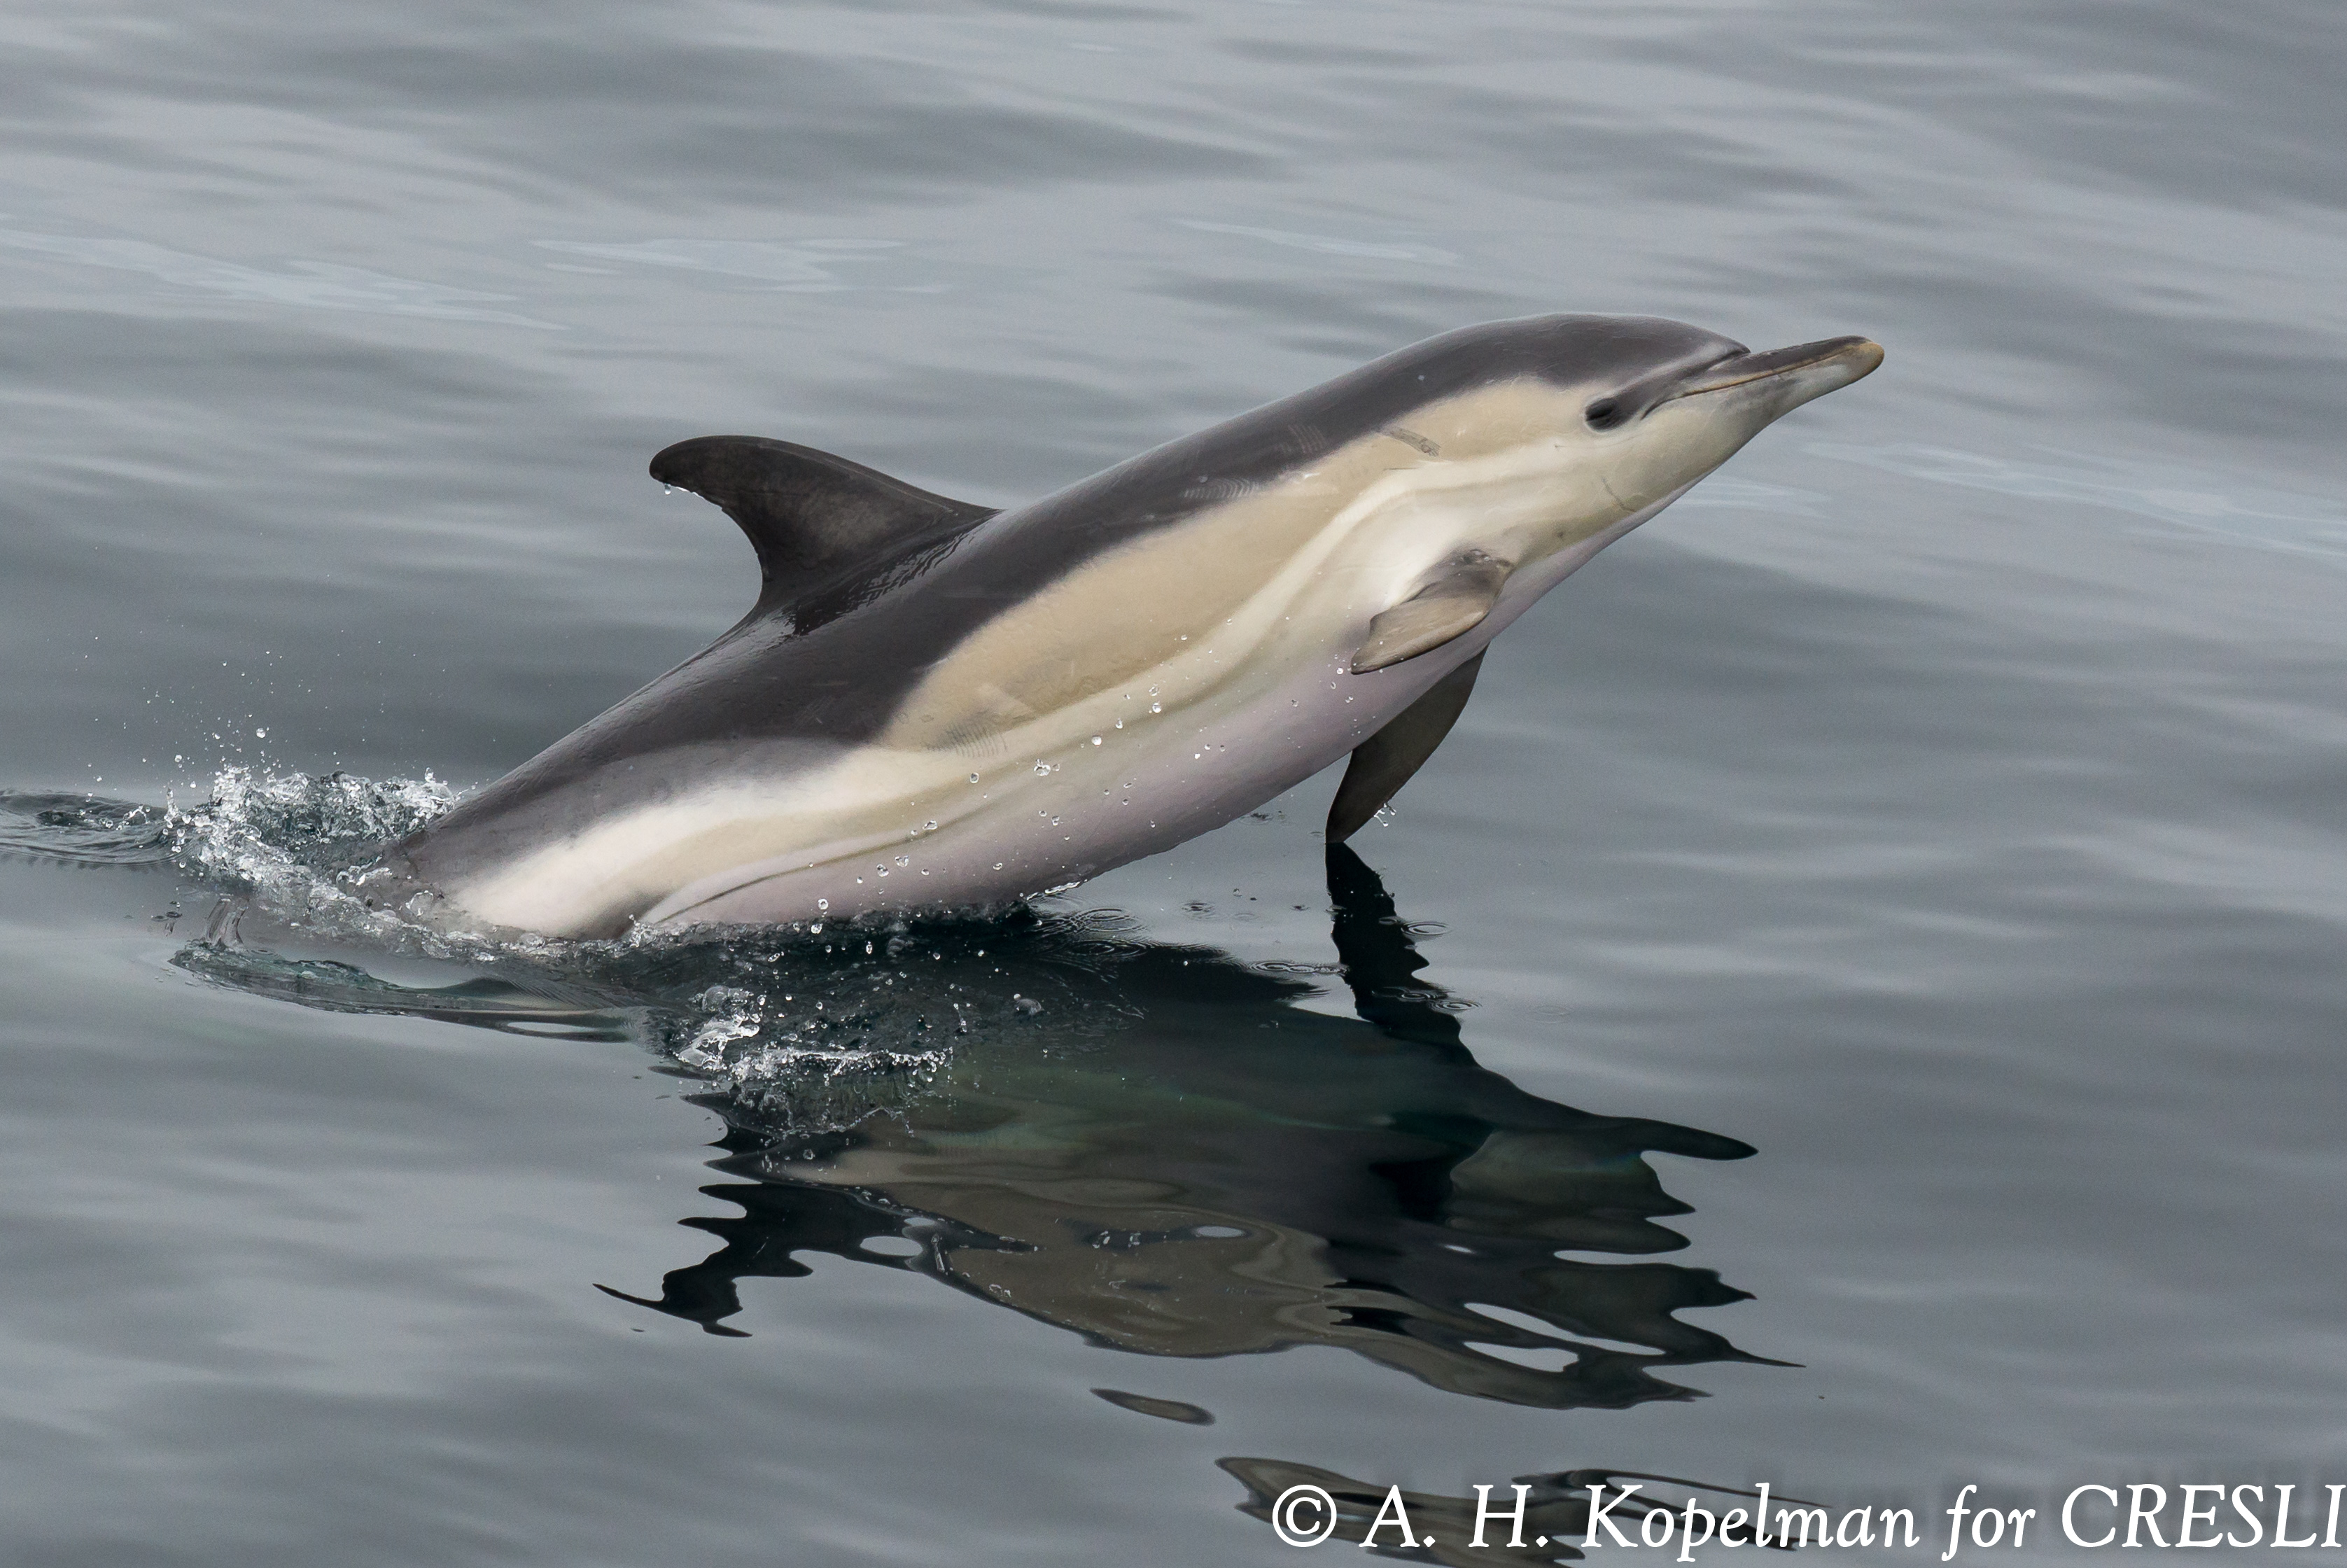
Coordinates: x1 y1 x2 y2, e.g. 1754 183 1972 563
1350 551 1510 673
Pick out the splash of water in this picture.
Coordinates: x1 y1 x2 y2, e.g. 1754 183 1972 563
3 766 1100 1116
4 766 454 915
170 765 457 902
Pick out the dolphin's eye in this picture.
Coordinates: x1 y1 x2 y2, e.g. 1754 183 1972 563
1584 397 1624 430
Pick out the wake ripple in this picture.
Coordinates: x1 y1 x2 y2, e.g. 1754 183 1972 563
0 792 175 867
2 766 1087 1117
2 766 452 886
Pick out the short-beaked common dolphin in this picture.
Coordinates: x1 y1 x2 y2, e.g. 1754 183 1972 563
377 315 1882 937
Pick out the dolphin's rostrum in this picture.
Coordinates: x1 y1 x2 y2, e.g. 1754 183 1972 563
379 314 1882 936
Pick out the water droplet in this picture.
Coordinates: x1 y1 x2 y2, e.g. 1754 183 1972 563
1034 761 1051 776
876 865 888 876
1150 702 1161 713
1091 735 1102 746
895 855 909 867
1113 719 1123 729
993 862 1004 870
253 728 267 738
816 897 829 911
924 820 937 831
810 922 822 934
1147 686 1159 696
968 773 980 783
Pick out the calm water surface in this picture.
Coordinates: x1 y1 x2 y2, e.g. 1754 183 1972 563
2 1 2343 1562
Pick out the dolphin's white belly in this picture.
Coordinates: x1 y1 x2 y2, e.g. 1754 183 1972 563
450 569 1405 934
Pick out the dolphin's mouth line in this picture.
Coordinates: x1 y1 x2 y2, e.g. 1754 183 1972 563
1652 335 1883 409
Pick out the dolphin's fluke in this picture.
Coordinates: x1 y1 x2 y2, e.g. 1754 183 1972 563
649 435 997 611
1326 651 1485 844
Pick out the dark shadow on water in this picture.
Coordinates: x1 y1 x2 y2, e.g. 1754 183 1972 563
169 844 1779 1410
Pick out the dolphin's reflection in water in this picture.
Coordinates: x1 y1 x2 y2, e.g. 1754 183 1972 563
178 846 1776 1411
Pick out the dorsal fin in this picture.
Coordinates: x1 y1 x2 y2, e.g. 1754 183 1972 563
649 435 997 612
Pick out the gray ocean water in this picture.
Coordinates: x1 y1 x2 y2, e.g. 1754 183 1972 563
3 1 2344 1562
